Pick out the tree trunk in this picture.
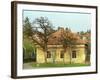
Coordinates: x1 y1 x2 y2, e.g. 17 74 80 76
44 51 47 63
63 48 67 64
44 42 47 63
69 46 72 64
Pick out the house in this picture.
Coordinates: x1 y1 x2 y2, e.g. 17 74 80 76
35 28 87 64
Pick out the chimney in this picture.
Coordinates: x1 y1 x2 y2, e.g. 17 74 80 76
58 27 64 31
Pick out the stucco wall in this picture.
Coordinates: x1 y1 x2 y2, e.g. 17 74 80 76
36 44 86 64
36 48 45 63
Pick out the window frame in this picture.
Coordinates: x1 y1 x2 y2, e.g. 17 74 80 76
72 50 77 58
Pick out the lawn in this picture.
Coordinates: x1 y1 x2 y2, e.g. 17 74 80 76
31 63 90 68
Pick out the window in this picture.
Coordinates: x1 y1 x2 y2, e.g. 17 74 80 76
60 51 64 58
72 51 76 58
47 51 51 58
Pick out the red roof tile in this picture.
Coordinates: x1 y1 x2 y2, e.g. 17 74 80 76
47 28 86 45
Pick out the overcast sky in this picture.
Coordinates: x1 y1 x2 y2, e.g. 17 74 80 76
23 10 91 32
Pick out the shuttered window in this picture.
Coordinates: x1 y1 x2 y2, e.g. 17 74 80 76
72 51 76 58
47 51 51 58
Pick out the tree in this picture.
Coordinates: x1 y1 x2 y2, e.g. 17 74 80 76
32 17 54 63
61 28 78 64
23 17 36 62
78 30 91 64
23 38 36 60
85 30 91 64
23 17 54 63
23 17 33 37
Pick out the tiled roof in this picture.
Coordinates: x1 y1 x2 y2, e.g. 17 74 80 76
47 28 87 45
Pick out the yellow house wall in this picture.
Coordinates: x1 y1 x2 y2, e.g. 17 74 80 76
55 48 70 63
46 48 70 63
71 47 86 63
64 48 71 63
36 48 45 63
36 44 86 64
55 48 64 63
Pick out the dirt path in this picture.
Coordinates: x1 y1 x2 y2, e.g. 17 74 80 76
23 62 33 69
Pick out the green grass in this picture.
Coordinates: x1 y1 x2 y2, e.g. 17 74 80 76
31 63 90 68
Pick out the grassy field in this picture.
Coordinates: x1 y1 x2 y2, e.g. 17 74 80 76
30 63 90 68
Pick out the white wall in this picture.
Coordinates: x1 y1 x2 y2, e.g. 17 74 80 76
0 0 100 80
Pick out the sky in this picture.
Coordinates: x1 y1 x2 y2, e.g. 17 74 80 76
23 10 91 32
